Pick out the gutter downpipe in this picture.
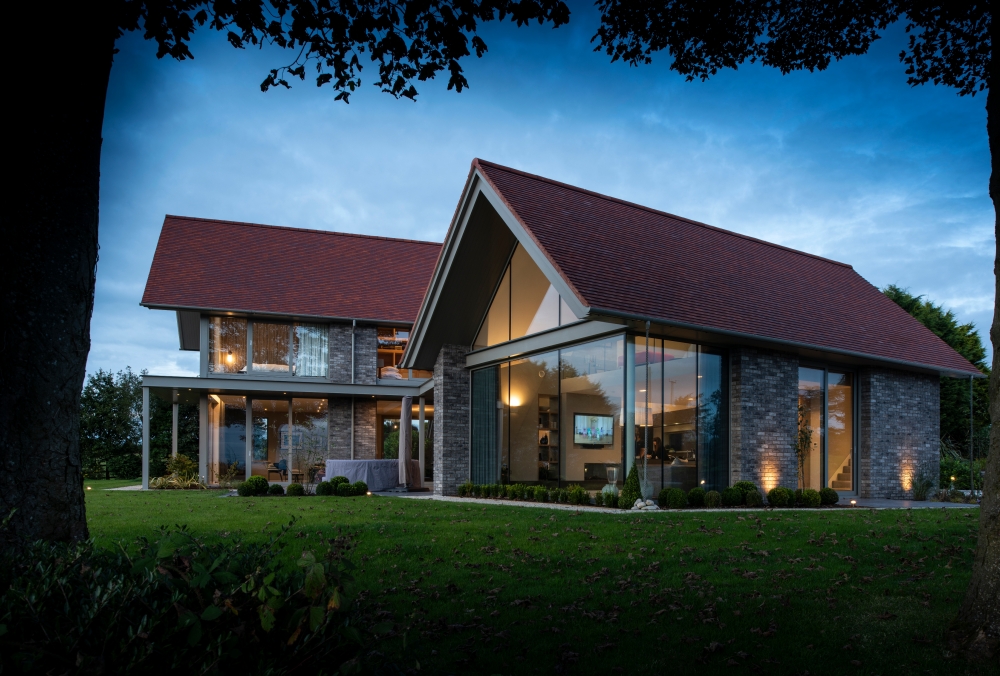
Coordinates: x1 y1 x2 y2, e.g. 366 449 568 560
351 320 356 460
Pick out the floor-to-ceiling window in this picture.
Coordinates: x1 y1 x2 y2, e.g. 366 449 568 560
507 352 560 484
206 395 246 484
207 317 329 378
292 398 328 484
797 367 855 492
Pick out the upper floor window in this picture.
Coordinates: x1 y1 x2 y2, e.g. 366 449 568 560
473 243 576 349
208 316 328 377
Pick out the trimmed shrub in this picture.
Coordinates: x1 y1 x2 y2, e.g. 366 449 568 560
619 465 641 509
268 483 286 496
800 488 821 508
351 481 368 496
793 489 804 506
335 482 353 497
666 488 687 510
567 485 588 505
704 490 722 508
767 486 791 507
535 485 550 502
457 482 473 497
606 493 619 508
314 481 333 496
687 487 706 508
593 491 604 507
239 475 268 497
819 487 840 506
731 481 759 502
286 483 305 497
657 488 671 508
745 489 764 508
557 489 569 504
329 476 350 487
720 487 742 507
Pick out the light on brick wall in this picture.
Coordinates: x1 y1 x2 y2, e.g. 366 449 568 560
900 455 914 492
760 456 779 493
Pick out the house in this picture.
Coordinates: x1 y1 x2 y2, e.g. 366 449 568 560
140 160 983 499
140 216 441 488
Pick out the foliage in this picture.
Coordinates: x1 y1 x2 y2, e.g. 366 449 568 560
314 481 333 496
567 485 588 505
884 285 990 451
351 482 368 496
731 481 758 500
657 488 671 508
800 488 822 508
335 482 355 497
593 491 604 507
687 487 706 508
287 483 305 497
796 403 813 490
745 489 764 508
79 367 142 480
269 483 286 496
619 465 642 509
0 518 363 674
940 456 987 491
534 485 549 502
218 461 243 490
767 486 792 508
720 488 742 507
911 472 934 501
556 489 569 504
819 487 840 506
149 454 206 490
330 476 350 487
239 475 269 497
593 2 990 97
704 490 721 508
665 488 687 510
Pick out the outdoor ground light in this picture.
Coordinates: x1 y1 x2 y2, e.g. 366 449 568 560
850 499 856 507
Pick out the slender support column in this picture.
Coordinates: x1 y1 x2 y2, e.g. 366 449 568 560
141 387 150 490
171 394 179 458
350 398 355 459
418 397 426 483
246 397 254 482
199 395 208 484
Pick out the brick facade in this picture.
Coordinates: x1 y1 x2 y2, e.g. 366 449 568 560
327 397 353 459
353 399 377 459
328 323 378 384
857 368 939 499
433 344 470 495
328 324 354 383
730 347 799 492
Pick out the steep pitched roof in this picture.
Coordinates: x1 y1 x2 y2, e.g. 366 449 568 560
142 216 442 324
473 159 981 376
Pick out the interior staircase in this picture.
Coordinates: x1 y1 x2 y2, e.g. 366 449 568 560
830 458 852 490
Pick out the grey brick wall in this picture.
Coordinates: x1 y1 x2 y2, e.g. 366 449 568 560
327 324 377 384
857 368 939 499
730 347 799 491
354 326 378 385
433 344 470 495
353 399 377 459
328 397 352 459
328 324 354 383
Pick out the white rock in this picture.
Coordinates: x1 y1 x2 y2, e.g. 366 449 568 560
646 504 659 510
634 498 645 507
645 499 654 506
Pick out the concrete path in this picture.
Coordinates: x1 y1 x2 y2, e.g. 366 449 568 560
378 492 979 512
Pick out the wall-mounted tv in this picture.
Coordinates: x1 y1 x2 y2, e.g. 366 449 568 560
574 414 615 446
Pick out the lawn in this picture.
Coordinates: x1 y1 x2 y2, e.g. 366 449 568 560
85 488 993 676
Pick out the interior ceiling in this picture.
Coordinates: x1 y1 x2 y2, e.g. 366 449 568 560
410 194 516 367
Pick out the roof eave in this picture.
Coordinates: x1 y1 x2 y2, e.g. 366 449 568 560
140 302 413 327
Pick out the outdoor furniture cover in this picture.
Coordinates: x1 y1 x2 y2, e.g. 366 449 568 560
324 459 400 492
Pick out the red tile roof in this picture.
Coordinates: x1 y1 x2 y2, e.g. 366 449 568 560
473 159 981 376
142 216 442 323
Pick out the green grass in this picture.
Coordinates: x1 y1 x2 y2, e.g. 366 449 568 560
86 489 994 675
84 478 141 490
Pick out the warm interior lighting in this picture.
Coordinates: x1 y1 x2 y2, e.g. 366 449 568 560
509 395 522 407
226 350 234 364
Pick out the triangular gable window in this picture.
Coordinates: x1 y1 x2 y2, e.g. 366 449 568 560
474 243 576 349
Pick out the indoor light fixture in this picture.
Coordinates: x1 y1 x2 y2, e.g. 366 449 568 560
226 350 234 364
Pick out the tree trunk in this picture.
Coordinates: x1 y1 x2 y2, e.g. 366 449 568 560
950 85 1000 660
0 7 117 543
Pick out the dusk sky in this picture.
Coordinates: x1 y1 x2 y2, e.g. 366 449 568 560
91 4 994 378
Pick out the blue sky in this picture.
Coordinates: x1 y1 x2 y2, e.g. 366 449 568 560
90 5 994 378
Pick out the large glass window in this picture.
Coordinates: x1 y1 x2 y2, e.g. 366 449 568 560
252 322 291 373
508 352 560 483
797 368 824 489
292 399 329 483
294 325 328 377
473 244 574 349
797 367 854 492
560 337 625 488
208 317 247 374
251 399 291 480
207 395 246 484
697 350 728 490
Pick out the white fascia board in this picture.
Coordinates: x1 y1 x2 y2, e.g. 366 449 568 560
402 173 483 367
475 176 590 321
140 374 425 397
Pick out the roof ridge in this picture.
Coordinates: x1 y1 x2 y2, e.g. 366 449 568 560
162 214 442 247
472 159 853 270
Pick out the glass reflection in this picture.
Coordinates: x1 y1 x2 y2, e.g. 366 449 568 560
506 352 559 484
827 373 853 491
697 350 727 491
797 368 824 489
510 245 559 339
251 399 290 480
252 323 290 373
474 266 510 348
208 317 247 374
293 398 328 484
207 395 246 484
